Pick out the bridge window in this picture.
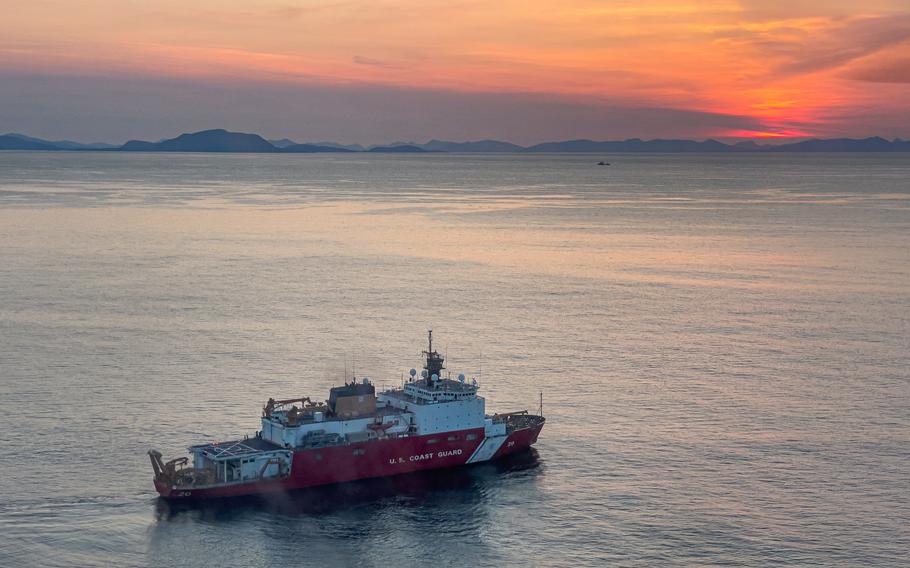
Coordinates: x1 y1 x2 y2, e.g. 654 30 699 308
353 449 366 456
466 434 478 441
447 435 458 441
426 438 439 445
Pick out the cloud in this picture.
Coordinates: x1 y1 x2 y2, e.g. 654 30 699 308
714 15 910 77
777 16 910 75
352 55 405 69
0 71 769 144
845 58 910 83
841 47 910 83
735 0 909 20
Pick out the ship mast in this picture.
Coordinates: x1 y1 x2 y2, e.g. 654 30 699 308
422 330 445 387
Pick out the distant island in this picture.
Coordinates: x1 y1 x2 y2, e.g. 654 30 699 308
2 128 909 153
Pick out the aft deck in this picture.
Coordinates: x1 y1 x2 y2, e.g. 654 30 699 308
190 435 281 460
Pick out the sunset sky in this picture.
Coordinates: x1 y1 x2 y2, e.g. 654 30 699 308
2 0 909 144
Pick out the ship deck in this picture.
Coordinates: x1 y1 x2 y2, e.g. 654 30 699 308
504 414 545 433
190 436 282 460
286 404 402 426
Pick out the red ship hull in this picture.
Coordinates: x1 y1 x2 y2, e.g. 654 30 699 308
154 422 543 500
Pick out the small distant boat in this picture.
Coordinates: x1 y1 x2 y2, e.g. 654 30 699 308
597 161 610 166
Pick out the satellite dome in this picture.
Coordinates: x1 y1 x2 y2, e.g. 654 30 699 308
458 373 466 382
431 374 439 381
421 370 428 378
409 368 417 377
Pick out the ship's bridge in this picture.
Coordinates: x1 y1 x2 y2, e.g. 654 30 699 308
379 375 485 436
399 376 478 404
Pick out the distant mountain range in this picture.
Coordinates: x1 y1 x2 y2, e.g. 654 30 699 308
3 129 910 153
0 132 116 150
270 139 366 152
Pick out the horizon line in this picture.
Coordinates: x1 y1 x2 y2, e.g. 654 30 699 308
3 128 909 152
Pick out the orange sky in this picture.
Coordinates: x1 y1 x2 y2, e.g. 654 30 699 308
2 0 909 141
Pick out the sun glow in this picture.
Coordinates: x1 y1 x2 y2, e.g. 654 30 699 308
725 129 814 139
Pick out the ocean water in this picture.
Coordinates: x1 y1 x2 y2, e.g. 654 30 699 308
0 152 908 567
